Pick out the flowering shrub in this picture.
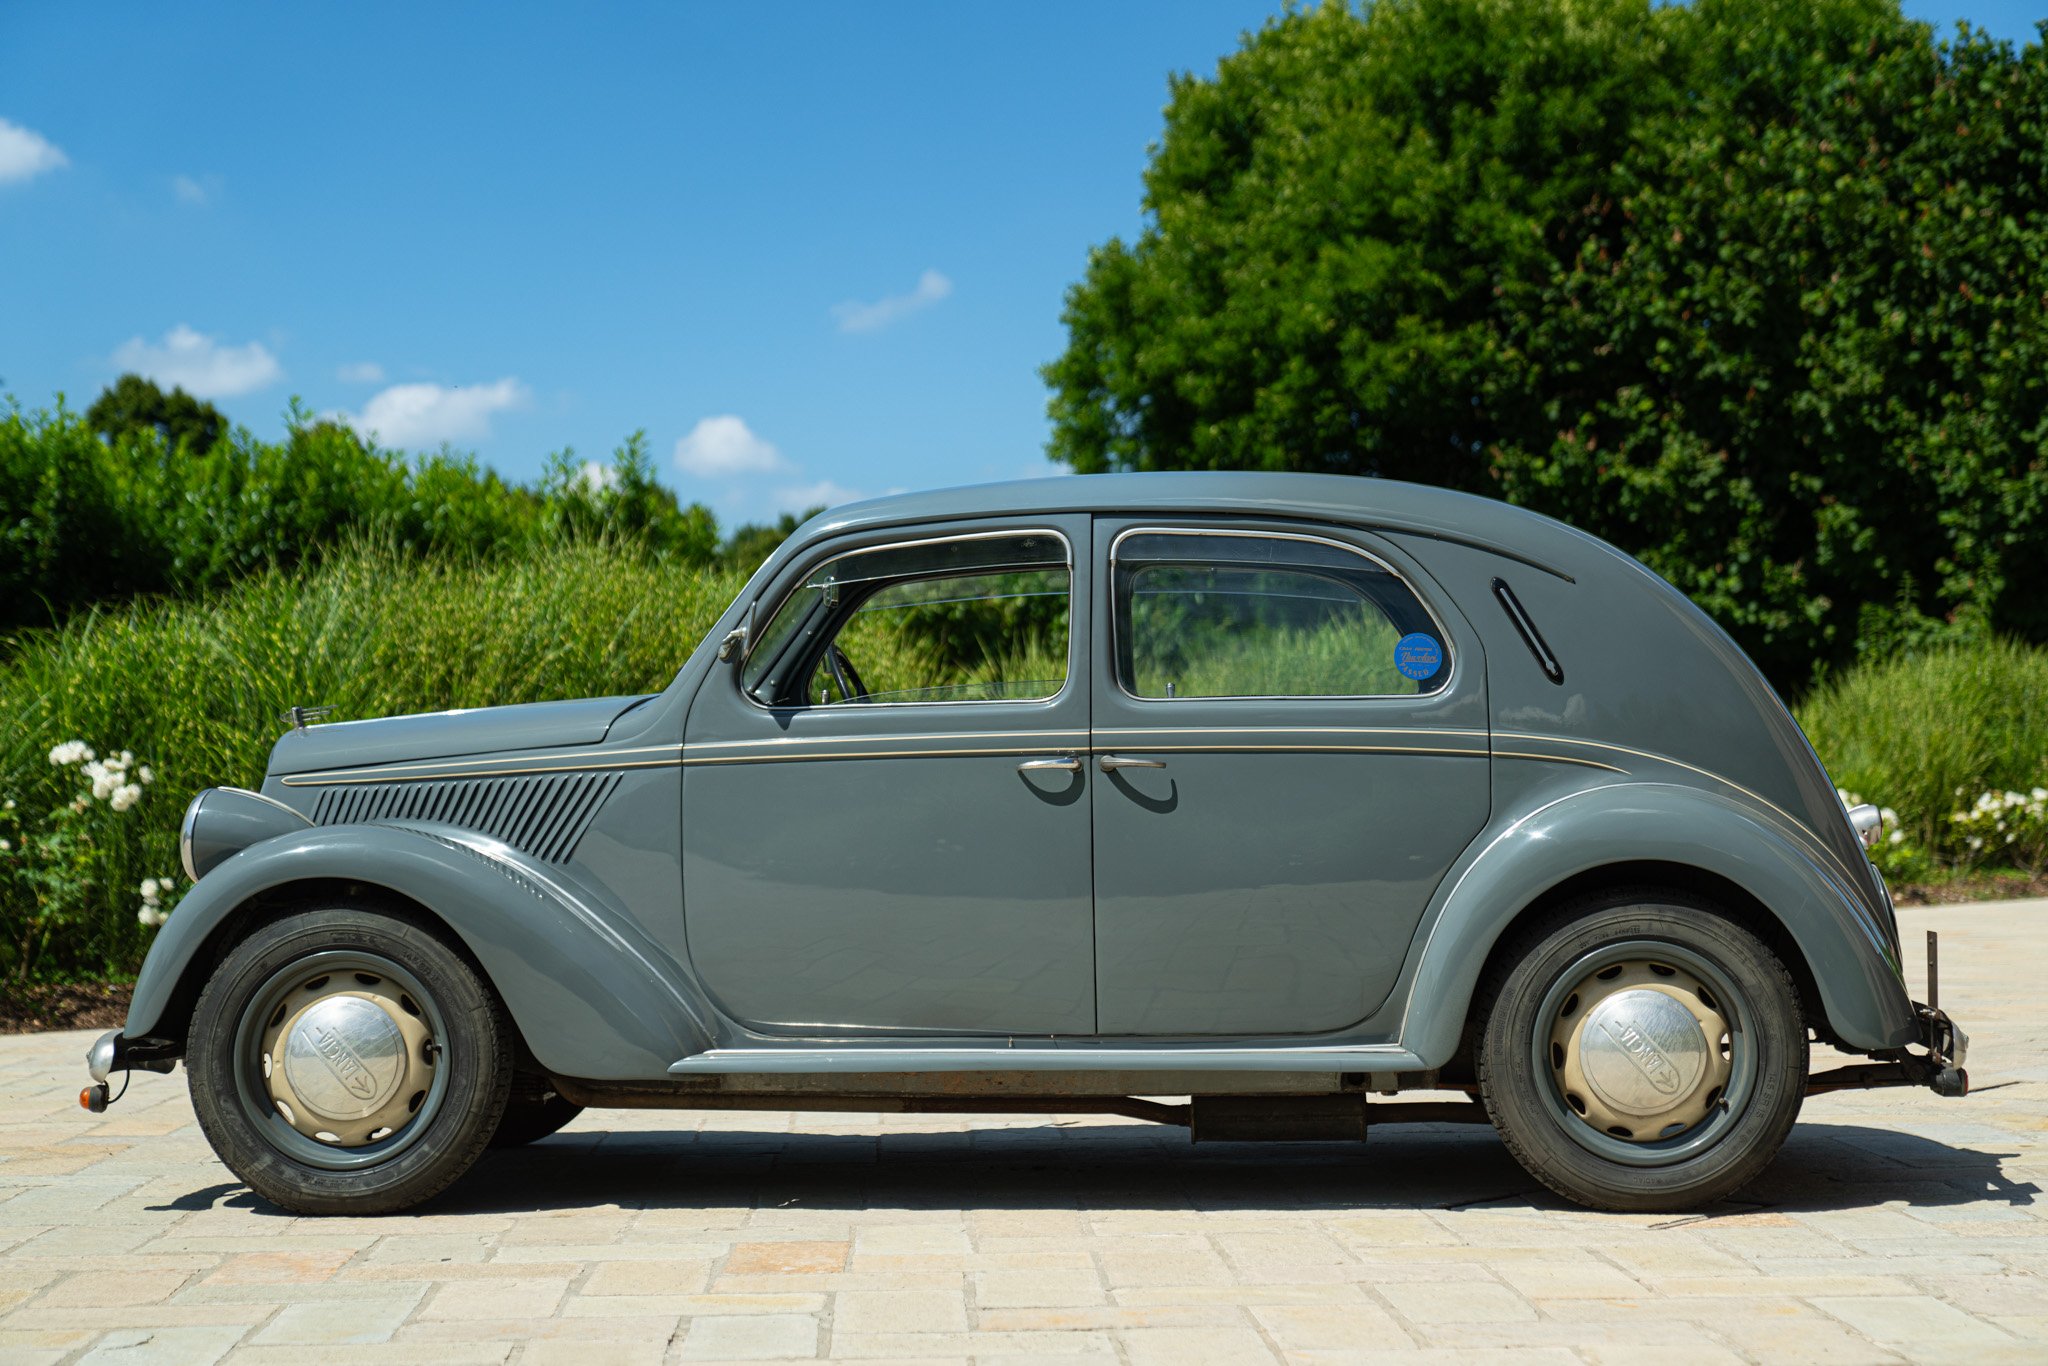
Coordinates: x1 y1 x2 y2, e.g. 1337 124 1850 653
1837 790 1936 886
1950 787 2048 879
0 741 178 981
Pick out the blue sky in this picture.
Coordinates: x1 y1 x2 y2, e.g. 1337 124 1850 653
1 2 2037 529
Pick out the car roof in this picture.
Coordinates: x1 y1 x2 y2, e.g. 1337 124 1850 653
801 471 1609 582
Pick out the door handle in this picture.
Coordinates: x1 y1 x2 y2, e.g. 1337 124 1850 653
1098 755 1167 772
1017 755 1083 773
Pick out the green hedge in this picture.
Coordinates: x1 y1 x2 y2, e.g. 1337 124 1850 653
0 400 739 639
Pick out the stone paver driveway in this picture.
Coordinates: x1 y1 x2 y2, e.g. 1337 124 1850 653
2 902 2044 1365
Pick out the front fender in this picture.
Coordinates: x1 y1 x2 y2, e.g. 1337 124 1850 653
1398 782 1916 1064
127 824 713 1079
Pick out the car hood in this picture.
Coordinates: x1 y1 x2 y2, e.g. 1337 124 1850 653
266 695 654 778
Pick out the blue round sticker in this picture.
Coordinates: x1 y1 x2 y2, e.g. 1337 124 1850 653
1395 633 1443 681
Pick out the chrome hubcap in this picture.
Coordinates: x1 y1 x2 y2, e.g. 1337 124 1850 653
1549 959 1732 1143
258 972 436 1147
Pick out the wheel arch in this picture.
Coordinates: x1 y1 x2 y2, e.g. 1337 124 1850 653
125 825 714 1080
1460 860 1833 1059
1399 783 1916 1069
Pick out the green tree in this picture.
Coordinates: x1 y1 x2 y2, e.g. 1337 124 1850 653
85 374 228 453
720 510 818 574
1044 0 2048 687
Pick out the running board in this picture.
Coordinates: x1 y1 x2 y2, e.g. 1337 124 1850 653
668 1044 1427 1075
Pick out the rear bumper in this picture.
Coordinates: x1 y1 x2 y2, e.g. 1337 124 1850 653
1806 1001 1969 1098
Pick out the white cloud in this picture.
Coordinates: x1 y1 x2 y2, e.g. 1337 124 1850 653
575 460 618 493
774 479 867 513
832 268 953 334
110 324 283 398
0 118 66 186
342 377 528 447
336 361 386 383
673 414 785 477
171 174 210 205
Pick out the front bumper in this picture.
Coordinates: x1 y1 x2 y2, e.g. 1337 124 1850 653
79 1031 179 1112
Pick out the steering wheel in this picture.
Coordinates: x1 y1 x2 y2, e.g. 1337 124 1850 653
824 643 869 703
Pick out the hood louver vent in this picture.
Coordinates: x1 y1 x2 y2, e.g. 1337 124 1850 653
310 771 620 865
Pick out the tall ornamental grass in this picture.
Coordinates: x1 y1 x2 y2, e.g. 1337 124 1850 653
1796 638 2048 857
0 542 745 981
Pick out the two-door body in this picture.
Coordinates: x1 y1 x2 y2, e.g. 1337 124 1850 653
90 473 1967 1213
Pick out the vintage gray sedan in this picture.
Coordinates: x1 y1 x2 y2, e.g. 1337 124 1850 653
86 473 1967 1213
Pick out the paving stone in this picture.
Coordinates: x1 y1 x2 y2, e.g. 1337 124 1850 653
972 1269 1108 1308
723 1240 848 1274
833 1287 970 1334
201 1249 353 1285
1251 1302 1415 1352
1809 1293 2019 1349
581 1259 714 1297
676 1312 818 1359
1115 1324 1280 1364
1376 1280 1535 1323
415 1276 571 1321
76 1326 248 1366
1490 1260 1651 1300
32 1268 192 1308
249 1294 422 1345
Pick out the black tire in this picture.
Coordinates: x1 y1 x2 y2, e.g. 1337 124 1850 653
187 905 514 1215
1475 890 1807 1212
491 1080 583 1148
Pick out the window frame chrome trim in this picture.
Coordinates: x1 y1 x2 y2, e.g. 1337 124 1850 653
1105 524 1459 705
738 525 1079 714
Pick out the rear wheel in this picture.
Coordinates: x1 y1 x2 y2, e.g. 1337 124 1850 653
187 906 513 1214
1476 891 1806 1211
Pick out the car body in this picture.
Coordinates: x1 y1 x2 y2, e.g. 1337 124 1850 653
88 472 1968 1212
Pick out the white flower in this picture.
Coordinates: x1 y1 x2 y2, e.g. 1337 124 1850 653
108 784 141 812
0 838 10 852
138 766 154 785
91 773 120 802
48 740 92 766
137 906 163 928
4 798 15 810
139 878 160 900
118 750 133 767
1889 829 1905 845
69 798 87 814
1969 836 1985 851
1879 807 1897 825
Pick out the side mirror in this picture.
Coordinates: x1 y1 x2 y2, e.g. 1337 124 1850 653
717 602 756 664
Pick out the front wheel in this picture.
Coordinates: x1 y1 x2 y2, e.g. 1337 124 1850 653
187 906 514 1214
1476 892 1807 1211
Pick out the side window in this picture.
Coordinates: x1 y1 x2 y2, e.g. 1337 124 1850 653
1113 531 1448 699
742 532 1070 707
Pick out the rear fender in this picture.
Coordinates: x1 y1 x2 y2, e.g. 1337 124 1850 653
1399 783 1915 1062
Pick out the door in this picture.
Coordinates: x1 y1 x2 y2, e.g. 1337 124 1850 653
1089 518 1491 1036
682 517 1096 1035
